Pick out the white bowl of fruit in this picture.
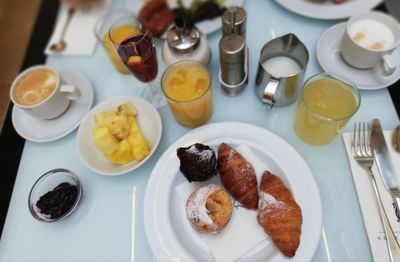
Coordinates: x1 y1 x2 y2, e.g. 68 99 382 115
77 96 162 175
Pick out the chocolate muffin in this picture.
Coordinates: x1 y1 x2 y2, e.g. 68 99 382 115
177 143 217 182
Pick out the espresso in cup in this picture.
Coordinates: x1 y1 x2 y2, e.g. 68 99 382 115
10 65 80 120
14 68 57 106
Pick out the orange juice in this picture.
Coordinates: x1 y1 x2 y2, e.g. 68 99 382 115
162 61 212 127
293 75 360 145
102 24 137 74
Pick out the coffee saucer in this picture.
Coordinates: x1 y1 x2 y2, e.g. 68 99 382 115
317 22 400 90
12 70 94 143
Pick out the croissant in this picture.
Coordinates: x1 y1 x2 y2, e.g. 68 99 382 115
257 171 302 257
217 143 258 209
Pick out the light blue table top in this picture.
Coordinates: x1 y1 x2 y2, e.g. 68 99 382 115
1 0 400 261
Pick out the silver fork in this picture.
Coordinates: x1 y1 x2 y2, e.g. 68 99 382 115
352 122 400 262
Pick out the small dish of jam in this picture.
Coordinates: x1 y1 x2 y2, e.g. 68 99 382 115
28 168 82 223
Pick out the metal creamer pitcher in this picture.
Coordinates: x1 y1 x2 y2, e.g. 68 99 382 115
255 33 309 107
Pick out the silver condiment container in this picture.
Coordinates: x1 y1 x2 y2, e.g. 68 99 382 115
222 6 247 39
162 19 211 66
219 34 248 95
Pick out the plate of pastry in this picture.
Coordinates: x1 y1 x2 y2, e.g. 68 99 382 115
274 0 382 20
128 0 244 38
143 122 322 261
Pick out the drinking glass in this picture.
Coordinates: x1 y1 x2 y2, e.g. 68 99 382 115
293 73 361 145
161 61 213 127
94 11 137 74
109 15 165 108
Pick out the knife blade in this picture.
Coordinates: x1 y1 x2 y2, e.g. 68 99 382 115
371 118 400 215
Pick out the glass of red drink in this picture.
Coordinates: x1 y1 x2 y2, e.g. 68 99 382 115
109 15 165 108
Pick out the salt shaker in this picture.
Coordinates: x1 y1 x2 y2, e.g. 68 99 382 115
222 6 247 39
219 34 248 95
162 19 211 66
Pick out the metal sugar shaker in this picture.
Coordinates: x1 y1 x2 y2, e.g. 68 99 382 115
162 18 211 66
222 6 247 39
219 34 248 95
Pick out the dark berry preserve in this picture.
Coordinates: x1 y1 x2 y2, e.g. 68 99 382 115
35 182 78 219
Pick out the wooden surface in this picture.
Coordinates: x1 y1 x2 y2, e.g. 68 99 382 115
0 0 41 130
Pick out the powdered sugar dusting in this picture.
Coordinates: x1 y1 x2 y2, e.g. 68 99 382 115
258 191 284 213
187 145 213 162
187 184 220 228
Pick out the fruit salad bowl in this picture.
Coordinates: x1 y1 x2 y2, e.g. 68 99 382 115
77 96 162 176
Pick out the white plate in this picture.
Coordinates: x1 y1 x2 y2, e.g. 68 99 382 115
144 122 322 261
275 0 382 20
317 22 400 90
12 70 93 143
129 0 244 36
77 96 162 176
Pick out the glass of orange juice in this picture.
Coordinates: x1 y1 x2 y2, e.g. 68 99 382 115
94 11 137 74
161 61 213 127
293 73 361 145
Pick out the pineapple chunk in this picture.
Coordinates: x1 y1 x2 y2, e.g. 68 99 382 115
117 103 137 117
106 138 135 165
93 127 119 155
95 111 117 127
104 115 132 140
127 118 150 161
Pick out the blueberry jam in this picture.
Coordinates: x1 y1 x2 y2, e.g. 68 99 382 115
35 182 78 219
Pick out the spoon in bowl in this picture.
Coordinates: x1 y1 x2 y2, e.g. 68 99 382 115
392 125 400 153
50 7 76 53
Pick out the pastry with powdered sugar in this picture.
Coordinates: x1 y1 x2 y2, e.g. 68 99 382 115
186 184 233 234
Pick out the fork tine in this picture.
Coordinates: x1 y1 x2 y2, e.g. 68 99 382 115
357 122 362 156
351 123 356 155
362 122 367 156
366 122 372 156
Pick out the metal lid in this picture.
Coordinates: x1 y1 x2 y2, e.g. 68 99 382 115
167 19 201 54
219 34 245 64
222 6 246 36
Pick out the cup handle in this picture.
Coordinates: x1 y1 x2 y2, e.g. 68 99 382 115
380 54 396 76
60 85 81 100
262 78 279 106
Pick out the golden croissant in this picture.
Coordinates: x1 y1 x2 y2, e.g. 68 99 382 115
257 171 302 257
218 143 258 209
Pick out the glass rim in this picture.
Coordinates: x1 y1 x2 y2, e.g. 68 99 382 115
93 10 135 44
108 15 150 47
300 72 361 123
161 60 212 104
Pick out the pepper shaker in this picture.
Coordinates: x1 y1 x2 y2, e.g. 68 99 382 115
222 6 247 39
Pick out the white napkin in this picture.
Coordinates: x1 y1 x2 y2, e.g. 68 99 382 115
343 131 400 261
45 0 111 56
175 144 272 262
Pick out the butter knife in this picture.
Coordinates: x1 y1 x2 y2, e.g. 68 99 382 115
371 119 400 215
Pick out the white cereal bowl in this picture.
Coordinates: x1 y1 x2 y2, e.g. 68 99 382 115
77 96 162 176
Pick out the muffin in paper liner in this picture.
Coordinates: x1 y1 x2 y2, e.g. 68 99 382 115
186 184 233 234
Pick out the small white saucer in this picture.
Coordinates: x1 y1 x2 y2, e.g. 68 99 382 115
317 22 400 90
12 70 94 143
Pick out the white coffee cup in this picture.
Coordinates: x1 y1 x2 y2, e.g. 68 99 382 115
340 11 400 75
10 65 80 119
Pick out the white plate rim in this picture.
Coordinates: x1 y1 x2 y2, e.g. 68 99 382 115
129 0 244 36
317 22 400 90
275 0 382 20
143 122 323 261
11 70 94 143
77 95 162 176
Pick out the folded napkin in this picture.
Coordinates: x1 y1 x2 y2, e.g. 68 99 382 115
343 131 400 261
45 0 111 56
175 144 274 261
